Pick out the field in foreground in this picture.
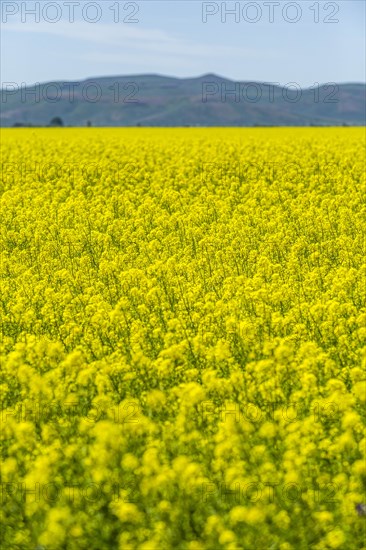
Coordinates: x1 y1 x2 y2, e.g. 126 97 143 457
1 128 365 549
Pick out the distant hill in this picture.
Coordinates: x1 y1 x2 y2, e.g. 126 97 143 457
1 74 365 127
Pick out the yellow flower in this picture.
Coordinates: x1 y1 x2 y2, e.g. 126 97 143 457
121 453 139 471
111 502 142 523
342 412 361 429
325 529 345 549
259 422 277 439
353 381 366 402
219 530 236 544
145 389 166 409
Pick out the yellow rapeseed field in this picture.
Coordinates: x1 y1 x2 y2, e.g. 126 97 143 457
1 128 365 549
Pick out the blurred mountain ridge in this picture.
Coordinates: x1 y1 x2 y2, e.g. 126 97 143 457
1 73 365 127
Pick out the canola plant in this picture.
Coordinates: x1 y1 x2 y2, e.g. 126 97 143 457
1 128 365 549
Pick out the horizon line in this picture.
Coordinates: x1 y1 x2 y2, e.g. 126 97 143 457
1 73 366 91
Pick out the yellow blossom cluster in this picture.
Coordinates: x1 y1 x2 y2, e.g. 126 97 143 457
1 128 365 549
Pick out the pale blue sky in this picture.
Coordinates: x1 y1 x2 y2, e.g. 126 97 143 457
1 1 365 87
